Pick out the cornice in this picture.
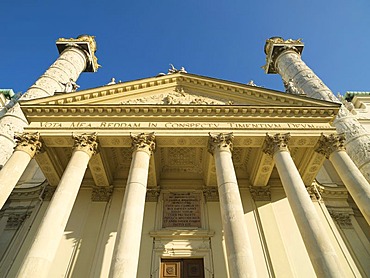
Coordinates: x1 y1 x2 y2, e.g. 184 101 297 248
21 104 339 121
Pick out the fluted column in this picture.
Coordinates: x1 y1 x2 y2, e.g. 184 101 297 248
109 133 155 278
0 35 99 168
315 133 370 224
208 133 257 278
17 133 98 278
0 132 41 209
263 37 370 182
263 133 344 277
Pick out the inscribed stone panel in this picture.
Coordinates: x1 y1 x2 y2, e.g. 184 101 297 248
163 192 201 228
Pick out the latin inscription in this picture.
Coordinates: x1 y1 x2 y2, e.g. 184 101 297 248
162 192 201 228
34 121 330 129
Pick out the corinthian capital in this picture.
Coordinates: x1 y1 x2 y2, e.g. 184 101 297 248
131 132 156 155
14 132 42 157
208 133 234 154
315 133 346 159
72 133 98 157
262 133 291 156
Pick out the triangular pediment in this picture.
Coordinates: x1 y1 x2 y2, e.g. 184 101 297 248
21 73 339 108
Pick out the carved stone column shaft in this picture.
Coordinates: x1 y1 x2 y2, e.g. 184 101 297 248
0 35 99 168
109 133 155 278
264 37 370 183
0 132 42 209
315 134 370 224
208 133 257 278
17 133 98 278
263 133 344 277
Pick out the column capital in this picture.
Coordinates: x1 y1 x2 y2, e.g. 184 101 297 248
208 132 234 154
262 133 291 156
131 132 156 155
203 187 219 202
249 186 271 201
315 133 346 159
14 132 42 158
328 210 353 229
146 188 161 202
263 37 304 74
56 35 100 72
72 133 98 157
92 186 113 202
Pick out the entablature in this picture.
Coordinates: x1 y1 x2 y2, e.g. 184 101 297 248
22 104 339 122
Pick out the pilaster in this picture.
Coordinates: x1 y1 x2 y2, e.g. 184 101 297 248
91 186 113 202
249 186 271 202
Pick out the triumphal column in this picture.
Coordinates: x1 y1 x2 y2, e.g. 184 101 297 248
0 35 99 168
263 37 370 183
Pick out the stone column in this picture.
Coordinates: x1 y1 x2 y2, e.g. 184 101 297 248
263 133 344 277
109 133 155 278
0 132 41 209
17 133 98 278
0 35 99 168
208 133 257 278
263 37 370 182
315 133 370 224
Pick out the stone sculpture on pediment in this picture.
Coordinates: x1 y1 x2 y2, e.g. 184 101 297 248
120 87 229 105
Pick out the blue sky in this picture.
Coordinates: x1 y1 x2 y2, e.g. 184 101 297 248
1 0 370 95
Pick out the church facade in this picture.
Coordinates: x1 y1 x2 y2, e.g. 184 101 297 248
0 36 369 278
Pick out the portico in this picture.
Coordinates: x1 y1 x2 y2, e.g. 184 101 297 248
1 72 368 277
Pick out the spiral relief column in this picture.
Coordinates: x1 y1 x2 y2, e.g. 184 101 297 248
0 35 99 168
263 37 370 183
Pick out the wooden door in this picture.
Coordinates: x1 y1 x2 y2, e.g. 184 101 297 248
161 259 204 278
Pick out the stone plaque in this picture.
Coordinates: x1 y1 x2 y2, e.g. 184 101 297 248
163 192 201 228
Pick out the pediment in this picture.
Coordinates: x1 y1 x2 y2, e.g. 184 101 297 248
21 73 339 108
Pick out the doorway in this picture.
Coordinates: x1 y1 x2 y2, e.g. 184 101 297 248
160 258 205 278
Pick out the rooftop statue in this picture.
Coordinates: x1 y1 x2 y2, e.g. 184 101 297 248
62 78 79 93
107 78 116 85
168 64 187 74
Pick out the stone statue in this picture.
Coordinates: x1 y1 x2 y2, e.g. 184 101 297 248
107 78 116 85
63 78 79 93
168 64 177 74
247 80 257 86
167 64 187 74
